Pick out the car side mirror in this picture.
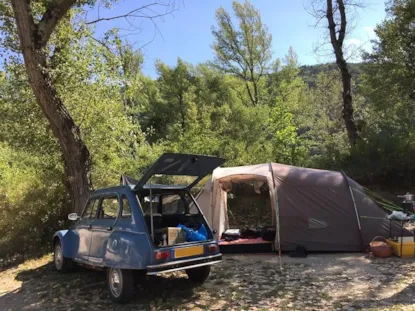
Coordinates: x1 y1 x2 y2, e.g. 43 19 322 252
212 229 217 235
68 213 79 221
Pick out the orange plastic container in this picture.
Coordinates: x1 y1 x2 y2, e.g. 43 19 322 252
387 239 415 257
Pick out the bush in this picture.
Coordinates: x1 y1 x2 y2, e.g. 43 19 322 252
0 144 65 260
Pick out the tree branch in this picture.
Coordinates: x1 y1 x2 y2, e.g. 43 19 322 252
85 2 175 25
326 0 341 57
10 0 37 51
37 0 77 48
337 0 347 46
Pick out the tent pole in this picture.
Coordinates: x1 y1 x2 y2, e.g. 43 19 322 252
269 163 282 271
275 186 282 271
341 170 364 250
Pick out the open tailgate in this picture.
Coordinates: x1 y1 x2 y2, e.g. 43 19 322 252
134 153 225 190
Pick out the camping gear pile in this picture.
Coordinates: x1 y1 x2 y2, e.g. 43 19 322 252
178 224 208 242
387 237 415 257
154 224 208 247
388 211 415 220
385 210 415 257
397 192 415 213
221 226 276 242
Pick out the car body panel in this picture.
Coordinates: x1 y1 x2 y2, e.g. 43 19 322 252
146 254 222 275
102 230 152 269
53 229 79 259
76 219 93 261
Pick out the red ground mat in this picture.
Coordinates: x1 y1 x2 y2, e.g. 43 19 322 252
219 237 272 245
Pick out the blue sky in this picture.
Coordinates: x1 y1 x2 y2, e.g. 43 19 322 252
88 0 386 77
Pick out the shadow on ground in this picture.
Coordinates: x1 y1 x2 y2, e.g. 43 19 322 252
0 251 48 273
0 254 414 311
0 261 200 311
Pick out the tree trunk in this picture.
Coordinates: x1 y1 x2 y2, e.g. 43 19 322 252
11 0 92 214
339 62 359 146
326 0 360 146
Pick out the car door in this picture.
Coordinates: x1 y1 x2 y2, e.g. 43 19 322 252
88 194 120 265
75 197 99 262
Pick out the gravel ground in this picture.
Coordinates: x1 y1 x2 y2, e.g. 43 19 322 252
0 253 414 311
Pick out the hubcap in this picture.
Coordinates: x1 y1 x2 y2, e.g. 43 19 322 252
109 269 123 298
54 245 63 269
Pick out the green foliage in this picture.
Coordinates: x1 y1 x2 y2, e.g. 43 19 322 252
348 0 415 186
0 143 64 257
362 0 415 114
0 10 159 258
211 0 272 105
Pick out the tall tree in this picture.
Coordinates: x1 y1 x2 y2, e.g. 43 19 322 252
362 0 415 119
211 0 272 106
8 0 92 214
1 1 174 213
357 0 415 185
310 0 360 145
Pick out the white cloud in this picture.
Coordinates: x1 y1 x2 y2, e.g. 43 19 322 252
363 26 376 38
346 38 362 46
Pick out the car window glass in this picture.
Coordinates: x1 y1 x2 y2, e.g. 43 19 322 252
98 195 119 219
121 195 132 218
82 198 98 219
162 194 185 215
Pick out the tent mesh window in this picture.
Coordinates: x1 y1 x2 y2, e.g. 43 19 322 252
227 182 271 228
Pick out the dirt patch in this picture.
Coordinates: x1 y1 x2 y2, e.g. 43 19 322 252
0 253 414 310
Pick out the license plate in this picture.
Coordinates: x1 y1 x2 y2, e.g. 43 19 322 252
174 245 204 259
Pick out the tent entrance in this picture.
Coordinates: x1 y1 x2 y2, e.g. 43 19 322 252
217 176 275 253
226 181 271 229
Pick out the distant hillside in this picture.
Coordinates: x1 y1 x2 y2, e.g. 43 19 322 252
300 62 366 87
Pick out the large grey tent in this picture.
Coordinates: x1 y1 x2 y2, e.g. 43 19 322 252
196 163 403 251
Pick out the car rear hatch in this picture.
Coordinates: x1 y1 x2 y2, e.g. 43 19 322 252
134 153 225 190
134 153 225 275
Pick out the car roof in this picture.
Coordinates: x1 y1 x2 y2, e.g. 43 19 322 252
91 185 131 196
91 184 187 196
142 183 187 190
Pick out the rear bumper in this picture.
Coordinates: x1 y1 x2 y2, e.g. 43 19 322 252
146 253 222 275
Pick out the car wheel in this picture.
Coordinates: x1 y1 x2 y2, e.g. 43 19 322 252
186 265 211 284
53 241 73 272
107 268 135 303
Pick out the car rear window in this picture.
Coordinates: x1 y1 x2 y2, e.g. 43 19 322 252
161 194 185 215
121 195 132 218
138 191 200 215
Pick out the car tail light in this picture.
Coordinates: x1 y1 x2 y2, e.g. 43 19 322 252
155 251 170 260
208 244 218 253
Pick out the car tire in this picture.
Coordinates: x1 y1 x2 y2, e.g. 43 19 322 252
53 241 74 272
107 268 135 303
186 265 211 284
